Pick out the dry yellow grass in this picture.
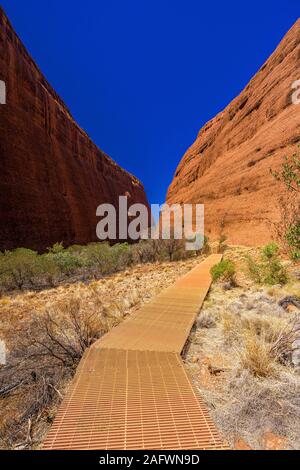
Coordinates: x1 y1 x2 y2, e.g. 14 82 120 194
222 311 237 340
239 330 277 378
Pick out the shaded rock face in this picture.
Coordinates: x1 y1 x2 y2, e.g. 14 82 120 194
167 19 300 246
0 8 149 252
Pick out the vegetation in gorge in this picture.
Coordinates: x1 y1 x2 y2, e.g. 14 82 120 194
271 146 300 259
0 238 209 293
1 239 300 449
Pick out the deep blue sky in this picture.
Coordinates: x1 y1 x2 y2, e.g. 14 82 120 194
1 1 299 205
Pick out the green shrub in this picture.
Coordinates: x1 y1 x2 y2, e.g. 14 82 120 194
245 254 262 284
47 242 65 254
290 249 300 261
67 244 85 254
50 251 82 275
210 259 236 284
0 248 40 289
0 234 211 292
111 243 132 270
246 243 288 285
38 254 61 286
264 258 288 285
84 243 118 274
262 242 280 260
285 221 300 260
271 146 300 192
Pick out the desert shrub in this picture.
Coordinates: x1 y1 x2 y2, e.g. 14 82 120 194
49 250 82 275
211 259 236 284
85 243 112 272
0 235 202 293
0 296 105 448
246 254 263 283
271 147 300 250
264 258 288 285
45 243 82 277
131 240 158 263
262 242 280 260
0 249 40 289
38 254 61 287
47 242 65 254
111 243 132 270
246 243 288 285
0 247 83 290
285 221 300 260
34 297 104 365
65 244 84 254
160 238 187 261
84 242 130 274
0 242 131 291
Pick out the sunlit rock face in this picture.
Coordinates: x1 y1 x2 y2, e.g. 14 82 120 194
0 7 149 251
167 20 300 246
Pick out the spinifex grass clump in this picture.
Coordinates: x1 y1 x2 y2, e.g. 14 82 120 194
239 329 277 378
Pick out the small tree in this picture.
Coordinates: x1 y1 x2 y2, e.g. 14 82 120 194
1 249 40 289
271 147 300 193
39 254 61 287
246 243 288 285
85 243 116 274
50 251 82 276
271 146 300 256
285 221 300 260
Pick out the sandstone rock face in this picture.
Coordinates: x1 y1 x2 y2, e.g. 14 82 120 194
0 8 149 252
167 20 300 246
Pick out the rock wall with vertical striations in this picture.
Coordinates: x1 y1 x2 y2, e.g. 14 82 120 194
167 19 300 246
0 7 149 252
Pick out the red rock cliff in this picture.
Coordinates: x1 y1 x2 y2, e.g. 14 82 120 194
0 8 149 252
167 19 300 246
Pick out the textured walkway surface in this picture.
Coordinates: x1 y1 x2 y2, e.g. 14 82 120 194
43 255 227 450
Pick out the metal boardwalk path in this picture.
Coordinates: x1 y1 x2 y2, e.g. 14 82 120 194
43 254 227 450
